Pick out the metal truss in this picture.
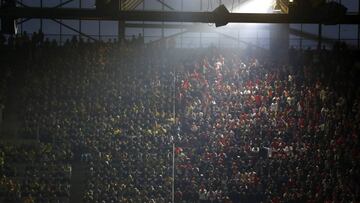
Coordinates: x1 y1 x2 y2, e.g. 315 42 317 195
156 0 175 10
51 19 99 42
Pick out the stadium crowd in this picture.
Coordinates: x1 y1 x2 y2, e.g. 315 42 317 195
0 142 72 202
0 31 359 203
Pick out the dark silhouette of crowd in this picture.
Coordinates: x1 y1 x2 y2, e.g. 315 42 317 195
0 31 359 203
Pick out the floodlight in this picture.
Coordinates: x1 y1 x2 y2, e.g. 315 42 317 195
213 4 230 27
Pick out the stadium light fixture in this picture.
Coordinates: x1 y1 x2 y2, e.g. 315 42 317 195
213 4 230 27
224 0 275 28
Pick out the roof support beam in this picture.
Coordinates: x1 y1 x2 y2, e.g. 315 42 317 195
53 0 76 9
0 7 359 24
15 1 29 8
16 18 31 25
